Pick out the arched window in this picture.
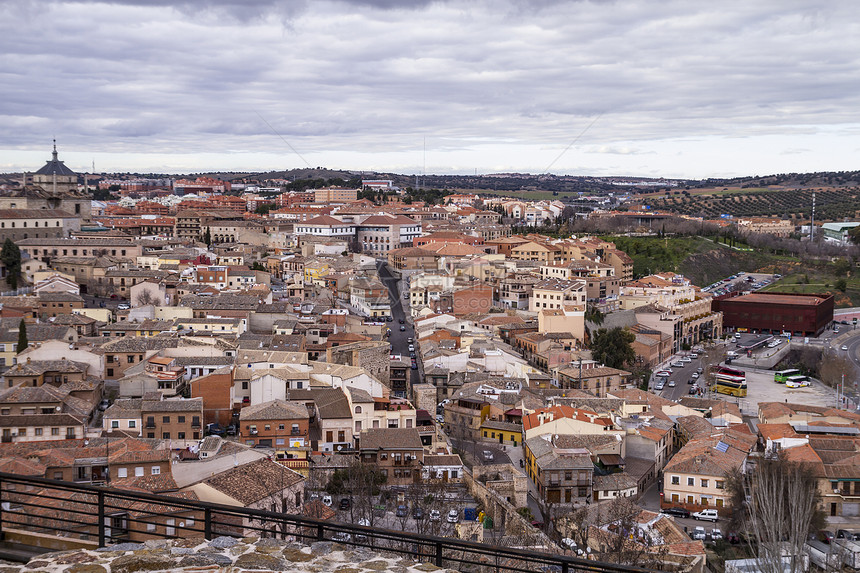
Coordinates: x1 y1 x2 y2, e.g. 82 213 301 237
354 406 362 414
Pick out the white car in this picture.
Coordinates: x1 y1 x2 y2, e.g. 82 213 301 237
711 528 723 541
656 370 672 377
429 510 441 521
691 526 706 540
691 373 699 379
322 495 333 507
843 345 849 351
681 357 692 364
447 509 459 523
655 381 665 391
668 380 676 387
331 532 351 543
693 509 718 522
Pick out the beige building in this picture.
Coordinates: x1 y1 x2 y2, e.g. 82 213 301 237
314 187 358 203
0 209 81 243
736 218 794 237
538 305 585 342
661 431 755 515
529 279 587 313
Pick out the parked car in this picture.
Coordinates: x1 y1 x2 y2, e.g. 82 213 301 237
691 526 706 540
322 495 332 507
205 423 225 437
726 531 741 544
98 399 110 411
687 378 696 384
691 373 699 379
116 303 130 310
836 529 859 540
693 509 718 522
561 538 577 550
655 370 671 377
842 345 849 351
689 386 698 395
400 325 406 331
399 319 405 324
413 507 424 519
660 507 690 519
226 424 238 436
332 532 351 543
340 498 351 510
447 509 459 523
396 505 408 517
482 450 494 461
697 367 703 373
429 510 441 521
818 530 835 544
711 528 723 541
668 380 676 387
655 381 665 391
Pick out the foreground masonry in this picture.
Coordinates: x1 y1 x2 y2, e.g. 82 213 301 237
8 536 462 573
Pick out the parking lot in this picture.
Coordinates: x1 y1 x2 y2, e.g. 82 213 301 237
702 271 778 297
650 334 843 416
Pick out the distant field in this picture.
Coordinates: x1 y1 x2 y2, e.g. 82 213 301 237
763 273 860 308
481 190 570 201
644 186 860 221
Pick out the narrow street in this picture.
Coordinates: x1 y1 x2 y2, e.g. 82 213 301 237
376 261 420 389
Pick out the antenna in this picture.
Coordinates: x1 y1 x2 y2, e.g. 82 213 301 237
423 137 426 189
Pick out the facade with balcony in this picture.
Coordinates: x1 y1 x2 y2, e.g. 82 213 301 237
239 399 310 448
524 434 595 518
359 427 425 487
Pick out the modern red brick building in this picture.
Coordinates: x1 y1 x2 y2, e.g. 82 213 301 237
713 292 834 337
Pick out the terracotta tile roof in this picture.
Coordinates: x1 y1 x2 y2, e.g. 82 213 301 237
360 427 424 451
202 458 303 506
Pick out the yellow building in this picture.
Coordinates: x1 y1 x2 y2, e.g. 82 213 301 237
303 261 330 285
479 420 522 447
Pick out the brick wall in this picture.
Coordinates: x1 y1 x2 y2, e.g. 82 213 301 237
190 370 234 426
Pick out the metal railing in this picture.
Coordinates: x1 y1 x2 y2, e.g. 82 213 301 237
0 472 653 573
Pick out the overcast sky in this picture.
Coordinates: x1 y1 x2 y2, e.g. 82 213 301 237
2 0 860 179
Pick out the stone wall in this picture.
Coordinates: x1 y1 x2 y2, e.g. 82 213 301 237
462 466 554 550
11 536 461 573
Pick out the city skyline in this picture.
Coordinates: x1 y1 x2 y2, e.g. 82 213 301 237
2 1 860 179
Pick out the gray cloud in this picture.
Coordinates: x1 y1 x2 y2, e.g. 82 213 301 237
1 0 859 177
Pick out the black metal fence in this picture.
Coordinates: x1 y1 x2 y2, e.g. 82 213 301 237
0 472 653 573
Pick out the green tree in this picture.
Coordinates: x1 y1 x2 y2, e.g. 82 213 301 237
590 327 636 369
835 278 848 292
584 305 604 326
0 239 22 290
254 203 274 215
16 319 27 354
203 227 211 246
849 225 860 245
833 258 851 277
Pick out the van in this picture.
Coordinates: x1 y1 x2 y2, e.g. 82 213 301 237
693 509 719 522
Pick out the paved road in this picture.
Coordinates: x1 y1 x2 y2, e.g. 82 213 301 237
377 262 420 389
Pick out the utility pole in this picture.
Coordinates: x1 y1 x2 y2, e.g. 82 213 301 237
811 192 816 241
